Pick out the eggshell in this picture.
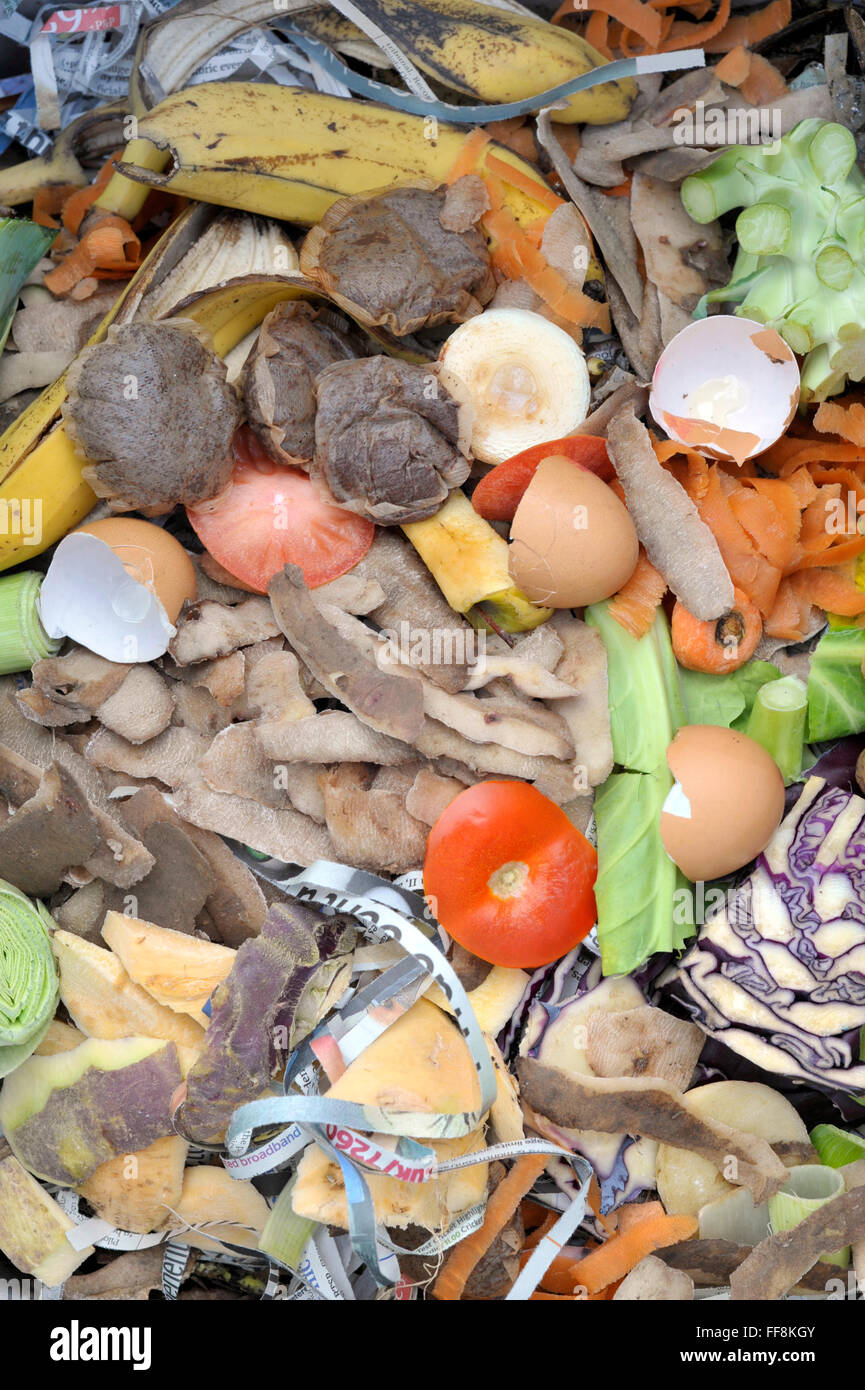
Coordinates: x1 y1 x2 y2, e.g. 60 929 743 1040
39 533 177 663
660 725 785 882
508 454 639 608
649 316 800 465
75 517 196 623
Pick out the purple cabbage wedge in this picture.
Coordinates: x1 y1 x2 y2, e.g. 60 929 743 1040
180 900 356 1146
672 776 865 1104
518 965 658 1212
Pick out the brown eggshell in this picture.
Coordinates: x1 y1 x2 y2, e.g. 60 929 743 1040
75 517 196 623
508 455 639 608
660 725 785 883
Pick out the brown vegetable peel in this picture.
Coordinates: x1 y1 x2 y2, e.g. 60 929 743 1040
606 409 734 620
64 319 241 515
729 1185 865 1301
517 1057 788 1205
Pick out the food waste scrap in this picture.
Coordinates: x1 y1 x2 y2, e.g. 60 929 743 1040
2 0 865 1304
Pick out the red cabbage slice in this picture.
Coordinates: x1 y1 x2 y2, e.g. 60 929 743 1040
673 776 865 1107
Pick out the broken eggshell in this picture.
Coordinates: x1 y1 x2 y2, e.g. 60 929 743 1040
649 316 800 465
74 517 197 624
38 531 185 663
509 455 639 608
660 724 785 883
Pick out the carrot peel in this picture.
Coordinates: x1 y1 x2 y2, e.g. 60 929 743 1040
570 1212 698 1294
433 1154 548 1301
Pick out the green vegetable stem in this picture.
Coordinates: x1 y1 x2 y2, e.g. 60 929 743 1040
746 675 807 784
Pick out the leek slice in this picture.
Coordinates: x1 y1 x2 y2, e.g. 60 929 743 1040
0 572 61 674
259 1175 318 1273
768 1164 849 1268
0 879 59 1078
810 1123 865 1169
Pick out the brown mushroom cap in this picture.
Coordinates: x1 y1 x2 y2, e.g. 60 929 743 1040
311 356 472 525
64 319 241 515
299 186 495 337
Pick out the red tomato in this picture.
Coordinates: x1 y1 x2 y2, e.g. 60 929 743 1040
187 427 374 593
471 435 614 522
423 782 597 969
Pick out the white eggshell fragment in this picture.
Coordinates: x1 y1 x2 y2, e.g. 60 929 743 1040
649 316 800 465
38 533 176 663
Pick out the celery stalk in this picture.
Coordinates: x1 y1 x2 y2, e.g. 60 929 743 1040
745 676 807 785
681 120 865 401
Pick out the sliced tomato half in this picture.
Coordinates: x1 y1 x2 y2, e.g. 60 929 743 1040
187 427 374 592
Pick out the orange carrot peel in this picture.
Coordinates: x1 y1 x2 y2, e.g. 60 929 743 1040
568 1212 698 1295
433 1154 548 1301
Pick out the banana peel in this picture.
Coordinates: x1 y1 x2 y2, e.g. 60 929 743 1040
293 0 637 125
402 489 552 634
116 83 564 230
0 84 607 572
0 101 130 208
0 204 402 571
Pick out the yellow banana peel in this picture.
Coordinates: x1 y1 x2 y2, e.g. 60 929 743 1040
295 0 637 125
116 82 561 228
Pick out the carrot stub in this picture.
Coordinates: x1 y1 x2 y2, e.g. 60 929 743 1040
672 586 763 675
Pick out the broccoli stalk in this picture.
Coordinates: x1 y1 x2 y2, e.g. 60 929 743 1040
682 119 865 402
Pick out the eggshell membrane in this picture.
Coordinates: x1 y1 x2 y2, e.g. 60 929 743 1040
508 455 639 608
660 725 785 883
649 316 800 465
75 517 197 623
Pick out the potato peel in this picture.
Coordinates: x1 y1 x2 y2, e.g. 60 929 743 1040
606 409 735 620
517 1057 788 1205
729 1185 865 1301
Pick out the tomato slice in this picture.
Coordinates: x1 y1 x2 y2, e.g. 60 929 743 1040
423 782 597 969
471 435 614 522
187 427 374 592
